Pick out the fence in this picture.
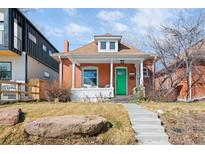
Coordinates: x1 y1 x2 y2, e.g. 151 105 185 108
0 79 46 102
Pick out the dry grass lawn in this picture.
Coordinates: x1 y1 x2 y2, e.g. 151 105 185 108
140 102 205 144
0 102 135 145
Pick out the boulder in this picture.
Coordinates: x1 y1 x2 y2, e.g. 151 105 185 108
0 108 22 125
24 115 108 138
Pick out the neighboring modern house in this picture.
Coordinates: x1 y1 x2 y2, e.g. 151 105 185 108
52 33 155 101
0 8 59 83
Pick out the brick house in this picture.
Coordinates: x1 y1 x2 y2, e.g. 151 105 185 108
155 43 205 102
52 34 155 101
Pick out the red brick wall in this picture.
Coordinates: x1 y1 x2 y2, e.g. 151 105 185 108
155 60 205 101
61 59 154 96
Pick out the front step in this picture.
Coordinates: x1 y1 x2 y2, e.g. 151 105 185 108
131 118 162 125
141 141 170 145
129 114 159 120
136 133 169 142
133 126 165 133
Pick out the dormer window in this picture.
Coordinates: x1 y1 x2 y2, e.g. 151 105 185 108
94 33 122 52
110 42 115 50
100 41 106 50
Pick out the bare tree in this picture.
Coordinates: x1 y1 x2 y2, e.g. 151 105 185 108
149 10 205 101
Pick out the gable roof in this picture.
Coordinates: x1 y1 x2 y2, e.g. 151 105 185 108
55 41 154 57
51 34 156 61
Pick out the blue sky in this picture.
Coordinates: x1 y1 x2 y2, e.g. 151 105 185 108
24 8 204 52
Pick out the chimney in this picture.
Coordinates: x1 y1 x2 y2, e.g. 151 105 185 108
64 40 69 52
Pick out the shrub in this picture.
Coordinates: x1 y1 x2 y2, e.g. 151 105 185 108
45 81 71 102
132 86 145 103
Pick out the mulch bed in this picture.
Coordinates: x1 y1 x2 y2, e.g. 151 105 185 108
160 110 205 144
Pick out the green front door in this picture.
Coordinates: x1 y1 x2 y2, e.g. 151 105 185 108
116 68 127 95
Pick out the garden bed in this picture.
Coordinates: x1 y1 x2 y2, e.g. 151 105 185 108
141 102 205 144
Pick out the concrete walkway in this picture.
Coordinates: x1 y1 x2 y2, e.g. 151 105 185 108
123 103 170 145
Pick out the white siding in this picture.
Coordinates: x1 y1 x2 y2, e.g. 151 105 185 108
0 52 26 82
0 53 58 81
27 56 58 80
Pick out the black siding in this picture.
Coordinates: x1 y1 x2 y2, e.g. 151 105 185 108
8 8 59 72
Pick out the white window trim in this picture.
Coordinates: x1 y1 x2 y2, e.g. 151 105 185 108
100 41 106 50
82 66 99 87
109 41 116 50
98 40 118 52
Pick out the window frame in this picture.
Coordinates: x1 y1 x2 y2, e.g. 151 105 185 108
28 32 37 44
82 66 98 87
100 41 106 50
0 62 12 80
109 41 115 50
13 19 22 50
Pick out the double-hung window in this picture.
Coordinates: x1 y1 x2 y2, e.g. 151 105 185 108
110 42 115 50
0 62 12 80
100 42 106 50
83 67 98 87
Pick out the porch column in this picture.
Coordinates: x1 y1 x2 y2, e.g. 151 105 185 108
110 61 113 88
72 62 75 88
140 60 144 86
135 63 139 86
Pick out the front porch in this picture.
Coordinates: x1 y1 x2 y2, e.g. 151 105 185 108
60 58 145 101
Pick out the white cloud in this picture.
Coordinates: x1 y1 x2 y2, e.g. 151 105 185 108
97 10 124 22
131 9 172 34
62 8 76 16
65 23 92 35
112 22 129 32
44 23 92 38
45 26 64 37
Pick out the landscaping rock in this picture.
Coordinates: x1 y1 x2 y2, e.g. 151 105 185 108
24 115 108 138
0 108 22 125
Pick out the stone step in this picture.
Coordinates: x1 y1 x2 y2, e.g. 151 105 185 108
141 141 171 145
131 118 162 125
133 124 165 129
136 133 169 142
133 126 165 133
129 114 159 119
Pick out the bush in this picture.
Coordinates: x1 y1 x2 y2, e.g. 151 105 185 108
132 86 145 103
45 81 71 102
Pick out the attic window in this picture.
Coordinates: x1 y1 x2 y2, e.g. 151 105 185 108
110 42 115 50
100 42 106 50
